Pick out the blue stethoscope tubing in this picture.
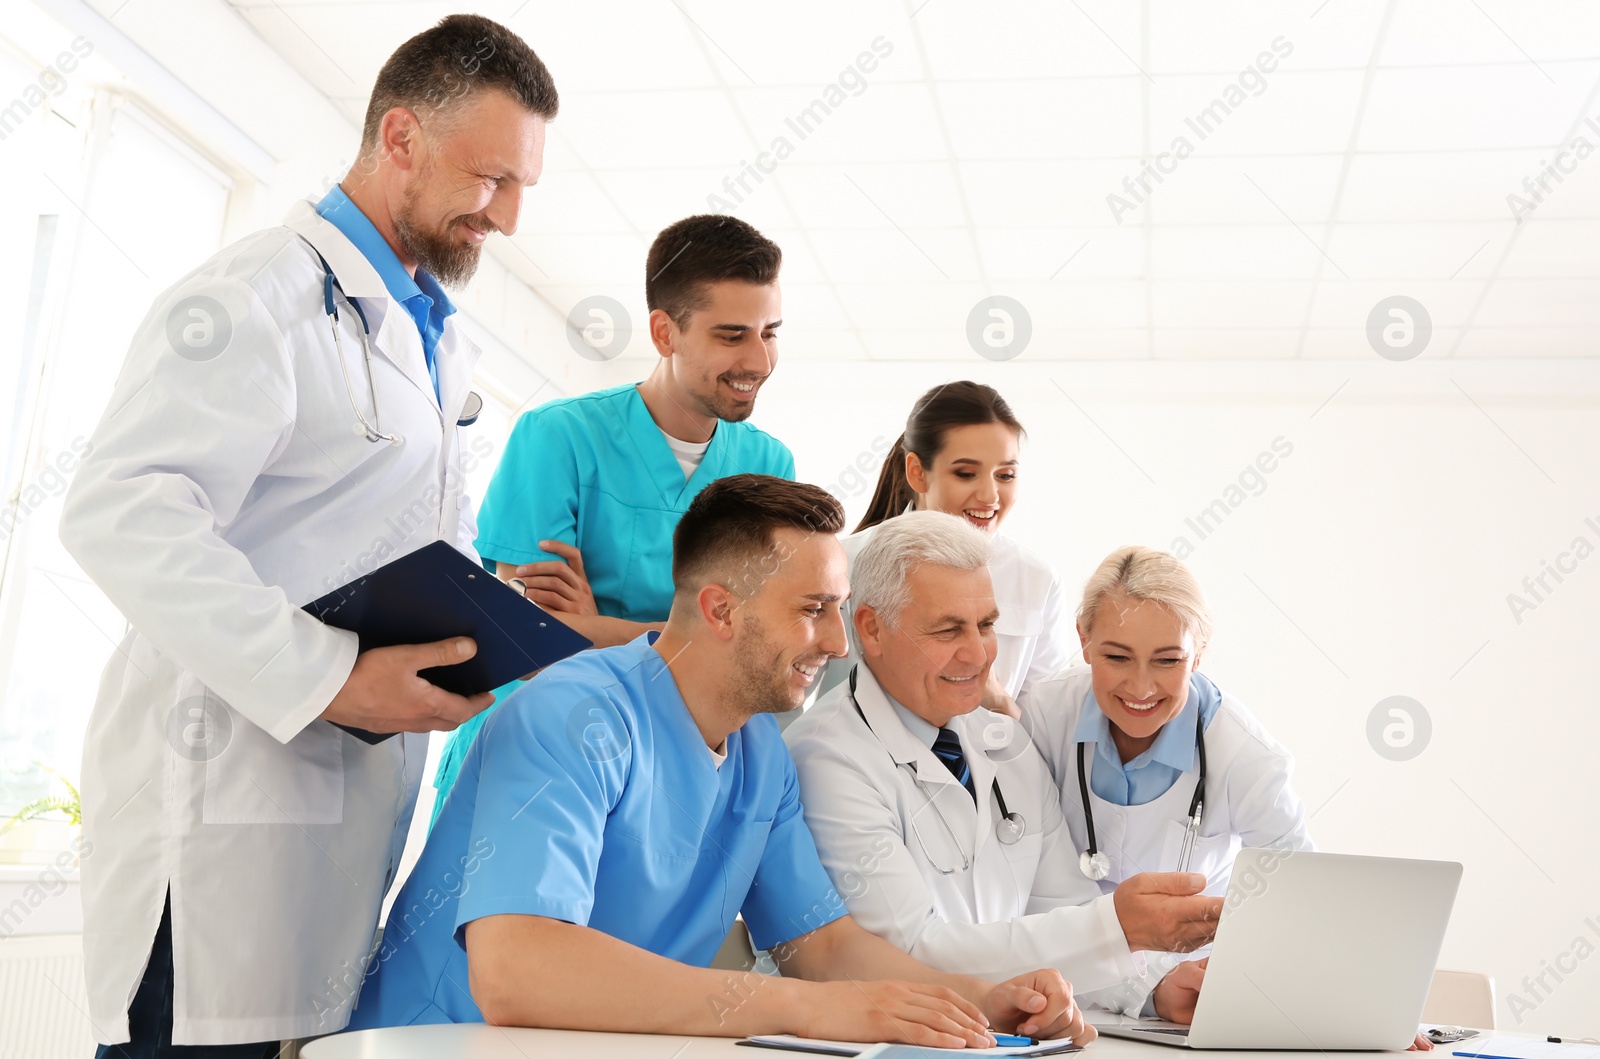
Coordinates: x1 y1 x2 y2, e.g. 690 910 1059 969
1076 705 1207 880
317 251 481 444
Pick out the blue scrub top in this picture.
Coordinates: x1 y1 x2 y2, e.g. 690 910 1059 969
348 634 845 1030
473 382 795 622
1075 670 1223 806
430 383 794 825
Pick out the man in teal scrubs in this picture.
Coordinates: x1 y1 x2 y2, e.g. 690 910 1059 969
346 476 1095 1047
432 214 792 815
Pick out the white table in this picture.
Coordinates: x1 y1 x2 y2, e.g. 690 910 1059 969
303 1023 748 1058
302 1024 1503 1059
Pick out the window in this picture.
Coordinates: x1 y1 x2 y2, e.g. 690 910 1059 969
0 86 232 834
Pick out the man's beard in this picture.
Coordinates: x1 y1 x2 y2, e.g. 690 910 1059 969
394 186 489 289
687 374 762 424
730 614 803 716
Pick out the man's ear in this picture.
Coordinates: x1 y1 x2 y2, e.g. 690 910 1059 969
856 605 883 658
379 106 423 171
648 308 679 359
696 583 739 641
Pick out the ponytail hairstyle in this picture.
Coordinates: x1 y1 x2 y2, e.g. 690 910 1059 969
855 381 1026 534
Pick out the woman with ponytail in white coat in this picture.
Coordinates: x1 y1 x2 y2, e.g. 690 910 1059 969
814 382 1074 716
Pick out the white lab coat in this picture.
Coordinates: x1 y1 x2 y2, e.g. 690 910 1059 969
785 664 1162 1012
814 523 1075 702
58 198 482 1045
1019 667 1313 899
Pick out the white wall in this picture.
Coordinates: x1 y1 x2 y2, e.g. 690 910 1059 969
731 356 1600 1037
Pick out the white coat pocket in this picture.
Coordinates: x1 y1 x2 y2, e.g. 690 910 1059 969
203 696 345 825
1159 817 1238 887
996 831 1044 917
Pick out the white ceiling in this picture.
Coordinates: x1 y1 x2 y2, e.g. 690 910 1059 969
220 0 1600 361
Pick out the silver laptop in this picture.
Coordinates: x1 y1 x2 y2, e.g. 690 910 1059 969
1093 849 1462 1050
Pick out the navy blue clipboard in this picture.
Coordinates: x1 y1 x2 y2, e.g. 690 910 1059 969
303 540 593 743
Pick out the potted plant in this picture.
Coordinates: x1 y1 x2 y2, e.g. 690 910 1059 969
0 764 82 866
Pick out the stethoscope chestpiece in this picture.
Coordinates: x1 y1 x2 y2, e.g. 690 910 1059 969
457 391 483 427
1080 849 1112 881
995 811 1026 846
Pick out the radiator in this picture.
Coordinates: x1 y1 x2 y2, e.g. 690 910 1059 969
0 934 95 1059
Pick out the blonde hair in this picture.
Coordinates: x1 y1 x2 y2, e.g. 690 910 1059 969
1077 545 1213 652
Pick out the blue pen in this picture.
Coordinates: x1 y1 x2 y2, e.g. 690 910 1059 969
993 1034 1035 1047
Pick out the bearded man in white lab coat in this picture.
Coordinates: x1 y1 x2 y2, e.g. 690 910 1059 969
784 511 1218 1023
58 15 556 1056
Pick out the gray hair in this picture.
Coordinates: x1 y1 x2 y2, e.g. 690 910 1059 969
851 511 993 641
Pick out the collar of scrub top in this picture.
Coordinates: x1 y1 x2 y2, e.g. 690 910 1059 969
315 186 456 402
284 198 446 414
619 384 726 510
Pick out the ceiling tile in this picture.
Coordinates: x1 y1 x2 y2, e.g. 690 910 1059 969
774 162 966 230
936 78 1145 160
1152 225 1327 279
1149 71 1367 157
1152 279 1314 328
974 226 1143 282
1147 0 1387 72
914 0 1144 81
1356 63 1600 153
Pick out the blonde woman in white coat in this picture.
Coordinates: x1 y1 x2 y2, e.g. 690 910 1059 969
1021 546 1312 901
1022 546 1438 1046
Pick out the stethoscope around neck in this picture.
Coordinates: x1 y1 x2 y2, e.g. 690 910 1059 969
847 665 1026 876
318 251 482 446
1075 704 1208 881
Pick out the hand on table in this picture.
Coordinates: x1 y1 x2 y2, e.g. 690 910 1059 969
980 968 1096 1044
800 979 998 1050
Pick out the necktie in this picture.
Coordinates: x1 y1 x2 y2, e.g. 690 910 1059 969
931 727 975 801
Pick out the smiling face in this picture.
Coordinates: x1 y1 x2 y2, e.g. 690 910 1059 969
857 562 998 728
650 279 781 424
1080 593 1201 761
905 422 1020 534
390 88 547 287
728 527 850 715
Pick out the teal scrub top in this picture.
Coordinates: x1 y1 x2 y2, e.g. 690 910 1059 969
431 384 794 825
346 634 846 1029
473 382 795 621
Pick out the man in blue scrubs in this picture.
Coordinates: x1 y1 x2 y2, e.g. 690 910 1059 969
431 214 793 814
348 476 1096 1047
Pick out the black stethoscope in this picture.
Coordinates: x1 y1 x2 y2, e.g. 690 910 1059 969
848 665 1026 875
1076 705 1207 881
318 252 482 446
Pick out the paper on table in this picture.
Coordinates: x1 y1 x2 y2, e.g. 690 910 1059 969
1454 1037 1600 1059
739 1034 1080 1057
